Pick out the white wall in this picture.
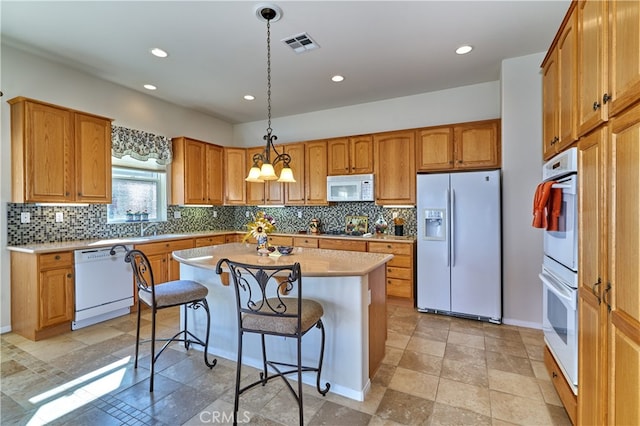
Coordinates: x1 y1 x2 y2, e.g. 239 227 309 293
500 53 545 328
1 43 545 332
233 81 501 146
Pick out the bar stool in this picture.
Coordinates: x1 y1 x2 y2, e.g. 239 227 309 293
215 259 330 425
110 244 216 391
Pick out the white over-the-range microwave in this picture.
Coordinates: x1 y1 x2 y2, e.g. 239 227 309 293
326 174 374 202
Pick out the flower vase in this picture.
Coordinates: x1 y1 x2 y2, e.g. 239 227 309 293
374 214 388 234
257 235 269 255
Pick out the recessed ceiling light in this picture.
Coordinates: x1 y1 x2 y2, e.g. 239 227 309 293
150 48 168 58
331 75 345 83
244 95 255 101
143 84 157 91
456 45 473 55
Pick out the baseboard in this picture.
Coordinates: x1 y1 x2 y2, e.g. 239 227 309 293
0 325 12 334
502 317 542 330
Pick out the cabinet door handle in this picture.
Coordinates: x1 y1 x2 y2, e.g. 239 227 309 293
604 282 612 312
55 255 61 260
592 277 602 304
67 273 72 278
602 93 611 104
552 371 558 378
593 101 601 111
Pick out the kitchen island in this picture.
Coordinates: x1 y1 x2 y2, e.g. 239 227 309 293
172 242 393 401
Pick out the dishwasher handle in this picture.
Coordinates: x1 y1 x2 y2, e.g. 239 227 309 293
75 245 130 263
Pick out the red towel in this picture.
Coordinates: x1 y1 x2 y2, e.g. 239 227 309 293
532 181 562 231
547 185 562 231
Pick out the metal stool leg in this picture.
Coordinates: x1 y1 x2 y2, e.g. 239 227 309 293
316 320 330 395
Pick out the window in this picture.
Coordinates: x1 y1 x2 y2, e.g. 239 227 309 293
108 165 167 223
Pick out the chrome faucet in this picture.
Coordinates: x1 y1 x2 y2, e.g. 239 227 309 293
140 222 158 237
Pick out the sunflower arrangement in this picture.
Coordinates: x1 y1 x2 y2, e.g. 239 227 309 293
242 211 276 243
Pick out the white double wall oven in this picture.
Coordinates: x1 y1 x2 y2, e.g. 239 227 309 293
539 147 579 394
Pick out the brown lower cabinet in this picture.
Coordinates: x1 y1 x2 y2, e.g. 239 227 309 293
133 238 195 284
368 241 415 306
195 235 226 247
293 236 319 248
10 251 75 341
318 238 368 252
544 346 577 424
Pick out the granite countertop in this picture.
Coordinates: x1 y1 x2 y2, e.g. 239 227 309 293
6 230 415 254
173 242 394 277
5 230 235 254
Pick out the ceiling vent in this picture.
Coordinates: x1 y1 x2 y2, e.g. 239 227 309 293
281 33 320 54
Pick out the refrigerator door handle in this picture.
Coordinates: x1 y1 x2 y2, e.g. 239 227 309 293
450 189 455 267
446 189 451 267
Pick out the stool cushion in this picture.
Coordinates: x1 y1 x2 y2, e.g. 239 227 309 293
139 280 208 308
242 297 323 335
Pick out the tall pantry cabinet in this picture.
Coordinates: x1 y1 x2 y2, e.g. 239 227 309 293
570 1 640 425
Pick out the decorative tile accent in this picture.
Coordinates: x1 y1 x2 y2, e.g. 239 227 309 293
6 203 416 246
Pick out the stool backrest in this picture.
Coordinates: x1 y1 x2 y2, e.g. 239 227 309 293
110 244 156 301
215 259 302 328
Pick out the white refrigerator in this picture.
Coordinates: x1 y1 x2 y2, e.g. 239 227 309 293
416 170 502 323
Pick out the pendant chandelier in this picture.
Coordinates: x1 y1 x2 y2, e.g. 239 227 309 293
245 4 295 183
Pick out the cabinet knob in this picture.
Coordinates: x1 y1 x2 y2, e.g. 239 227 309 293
593 101 601 111
67 273 72 278
386 244 392 249
552 371 557 378
65 192 70 196
55 255 61 260
602 93 611 104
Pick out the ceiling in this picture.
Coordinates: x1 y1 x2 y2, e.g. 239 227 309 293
1 1 570 124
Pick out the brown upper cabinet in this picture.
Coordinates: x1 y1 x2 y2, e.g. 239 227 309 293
416 119 501 171
284 140 328 206
283 143 305 205
327 135 373 175
246 140 328 206
245 146 265 205
9 97 113 203
374 130 416 205
245 145 285 205
577 0 640 137
223 147 247 205
577 0 608 136
542 5 577 160
304 140 329 205
416 125 454 170
171 137 224 205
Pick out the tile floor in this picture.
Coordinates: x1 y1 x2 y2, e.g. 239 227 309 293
1 304 571 425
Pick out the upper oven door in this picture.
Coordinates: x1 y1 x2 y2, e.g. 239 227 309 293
543 174 578 272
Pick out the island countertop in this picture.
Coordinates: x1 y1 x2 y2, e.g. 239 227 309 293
174 242 391 401
172 242 394 277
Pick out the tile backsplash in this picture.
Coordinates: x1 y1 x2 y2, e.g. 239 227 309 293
6 203 416 246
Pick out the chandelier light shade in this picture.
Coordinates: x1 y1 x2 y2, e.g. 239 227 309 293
245 4 295 184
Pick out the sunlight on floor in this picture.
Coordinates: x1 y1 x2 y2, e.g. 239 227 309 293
26 356 131 425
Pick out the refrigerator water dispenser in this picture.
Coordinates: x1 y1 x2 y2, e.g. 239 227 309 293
424 209 446 240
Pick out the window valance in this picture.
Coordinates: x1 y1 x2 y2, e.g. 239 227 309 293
111 125 172 165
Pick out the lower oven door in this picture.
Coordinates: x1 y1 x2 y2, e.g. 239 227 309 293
540 269 578 388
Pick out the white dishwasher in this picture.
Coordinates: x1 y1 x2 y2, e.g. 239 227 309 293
73 245 134 330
